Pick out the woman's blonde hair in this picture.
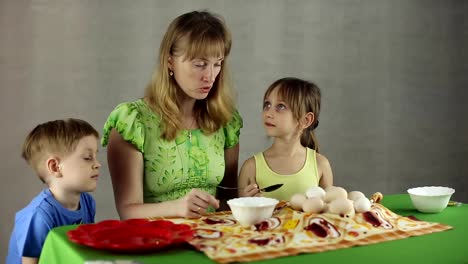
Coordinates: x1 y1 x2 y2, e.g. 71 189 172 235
145 10 235 140
264 77 322 152
21 118 99 183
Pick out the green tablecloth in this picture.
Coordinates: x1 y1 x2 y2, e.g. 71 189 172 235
39 194 467 264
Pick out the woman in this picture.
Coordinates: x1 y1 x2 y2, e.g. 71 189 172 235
102 10 242 219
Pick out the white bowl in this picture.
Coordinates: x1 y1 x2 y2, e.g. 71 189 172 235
227 197 279 227
407 186 455 213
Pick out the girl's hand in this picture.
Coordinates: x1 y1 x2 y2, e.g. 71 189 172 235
241 184 262 197
177 189 220 218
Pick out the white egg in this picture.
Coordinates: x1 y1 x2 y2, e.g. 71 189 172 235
302 197 325 213
289 193 307 211
324 186 348 203
354 197 371 213
348 191 366 201
328 198 354 215
325 185 339 192
305 186 326 199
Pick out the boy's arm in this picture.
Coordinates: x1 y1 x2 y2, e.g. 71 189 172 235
22 257 38 264
20 212 52 261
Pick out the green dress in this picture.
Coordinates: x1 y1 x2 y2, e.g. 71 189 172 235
102 99 243 204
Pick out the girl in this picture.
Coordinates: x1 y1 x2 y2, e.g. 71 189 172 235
238 77 333 201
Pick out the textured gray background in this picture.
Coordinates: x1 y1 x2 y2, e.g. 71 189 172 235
1 0 467 261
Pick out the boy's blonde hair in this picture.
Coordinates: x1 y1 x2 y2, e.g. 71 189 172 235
264 77 322 152
144 10 235 140
21 118 99 183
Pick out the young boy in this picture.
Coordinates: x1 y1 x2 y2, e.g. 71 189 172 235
6 118 101 264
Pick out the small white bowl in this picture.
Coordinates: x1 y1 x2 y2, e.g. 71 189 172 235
407 186 455 213
227 197 279 227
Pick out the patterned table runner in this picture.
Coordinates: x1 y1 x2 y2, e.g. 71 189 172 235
153 202 452 263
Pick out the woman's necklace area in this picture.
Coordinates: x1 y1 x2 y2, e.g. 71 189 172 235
177 117 196 182
187 117 196 142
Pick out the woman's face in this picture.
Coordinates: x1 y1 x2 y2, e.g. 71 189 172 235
170 55 223 100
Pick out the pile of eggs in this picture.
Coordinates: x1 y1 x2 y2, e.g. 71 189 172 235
289 186 371 216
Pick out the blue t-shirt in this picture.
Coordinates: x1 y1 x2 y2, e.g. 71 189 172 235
6 189 96 264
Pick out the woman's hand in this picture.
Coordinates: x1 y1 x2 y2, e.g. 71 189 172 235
177 189 220 218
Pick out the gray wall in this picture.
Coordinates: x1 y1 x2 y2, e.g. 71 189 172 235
1 0 467 261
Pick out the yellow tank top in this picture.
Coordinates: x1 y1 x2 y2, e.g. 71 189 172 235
254 148 320 201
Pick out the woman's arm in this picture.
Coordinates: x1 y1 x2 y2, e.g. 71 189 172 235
216 144 239 210
317 153 333 189
107 129 218 219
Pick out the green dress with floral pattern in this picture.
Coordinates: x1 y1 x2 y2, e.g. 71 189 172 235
102 99 243 204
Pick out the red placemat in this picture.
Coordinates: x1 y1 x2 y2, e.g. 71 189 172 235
67 219 194 253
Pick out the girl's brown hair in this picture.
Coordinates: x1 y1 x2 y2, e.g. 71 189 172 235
264 77 321 151
145 10 234 140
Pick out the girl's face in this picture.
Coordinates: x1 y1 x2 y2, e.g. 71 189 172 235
58 135 101 193
262 87 300 138
170 54 223 100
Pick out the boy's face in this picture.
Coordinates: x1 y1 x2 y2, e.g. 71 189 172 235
58 135 101 193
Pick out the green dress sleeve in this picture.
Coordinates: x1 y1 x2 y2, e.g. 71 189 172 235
101 101 145 153
223 109 243 149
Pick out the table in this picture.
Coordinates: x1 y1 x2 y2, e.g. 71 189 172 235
38 194 468 264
